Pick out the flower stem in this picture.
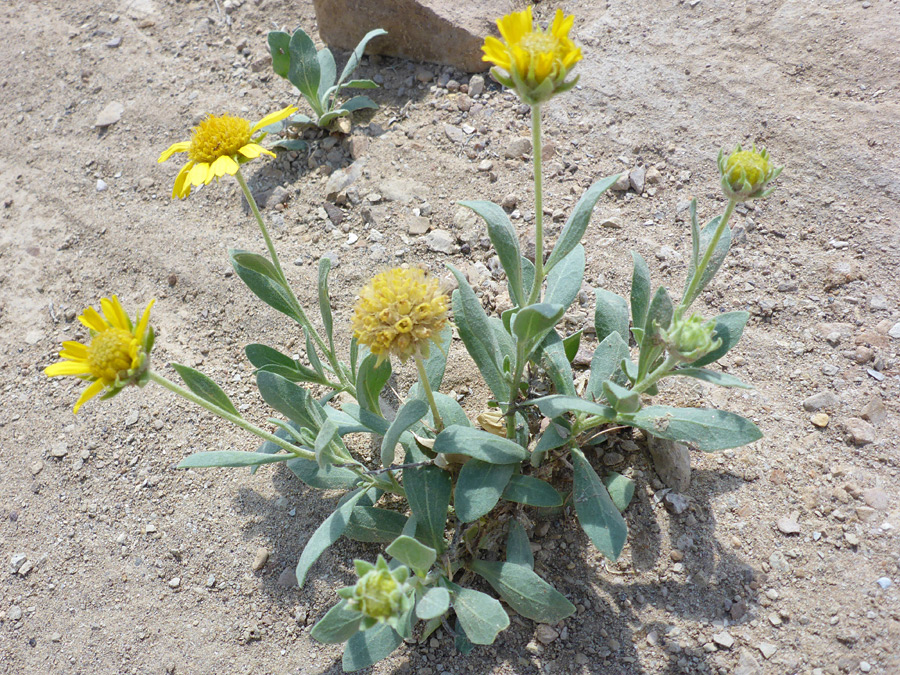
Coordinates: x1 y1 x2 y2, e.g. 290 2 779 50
148 370 317 462
235 168 286 282
234 168 349 390
414 354 443 433
678 197 738 318
632 354 680 395
527 103 544 305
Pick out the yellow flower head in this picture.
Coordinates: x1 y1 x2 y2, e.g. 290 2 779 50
352 268 449 365
158 105 298 199
45 296 155 413
717 144 783 201
482 7 582 104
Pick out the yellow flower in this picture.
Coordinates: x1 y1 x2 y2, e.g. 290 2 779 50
352 268 449 365
717 144 783 201
45 296 155 413
158 105 298 199
482 7 582 104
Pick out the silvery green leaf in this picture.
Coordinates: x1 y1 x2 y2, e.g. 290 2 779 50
602 471 635 513
287 28 321 106
586 332 630 401
296 488 366 588
469 560 575 623
403 464 451 552
267 31 291 78
571 449 627 560
416 587 450 621
447 583 509 645
342 623 402 672
505 520 534 568
433 426 528 464
594 288 629 344
229 250 301 323
502 475 563 508
310 600 362 644
461 200 525 307
455 460 515 522
629 406 763 451
630 251 652 338
380 399 428 467
545 174 620 272
171 363 239 417
316 48 337 103
337 28 388 89
691 311 749 367
344 506 407 543
385 535 436 572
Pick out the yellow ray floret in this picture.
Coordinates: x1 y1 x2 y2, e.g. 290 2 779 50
158 105 297 199
482 7 582 103
45 296 156 413
352 268 449 365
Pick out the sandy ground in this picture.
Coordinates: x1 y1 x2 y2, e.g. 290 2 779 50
1 0 898 673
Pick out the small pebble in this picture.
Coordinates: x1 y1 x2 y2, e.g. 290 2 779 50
712 631 734 649
7 605 23 621
252 547 269 571
811 413 829 428
876 577 891 590
168 577 181 589
758 643 777 659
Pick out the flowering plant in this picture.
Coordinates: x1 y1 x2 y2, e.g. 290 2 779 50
45 8 782 672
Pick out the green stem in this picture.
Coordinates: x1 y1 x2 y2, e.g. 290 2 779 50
235 168 287 282
234 167 349 389
415 354 443 433
632 354 680 395
527 104 544 305
148 370 317 462
678 197 738 318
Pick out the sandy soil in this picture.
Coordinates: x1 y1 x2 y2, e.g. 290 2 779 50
1 0 898 673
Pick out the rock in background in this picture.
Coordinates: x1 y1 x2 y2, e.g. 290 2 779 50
311 0 520 72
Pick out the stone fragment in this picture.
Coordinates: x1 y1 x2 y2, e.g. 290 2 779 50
277 567 298 588
776 517 800 535
467 74 485 97
49 443 68 458
94 101 124 127
323 202 344 227
265 186 290 209
312 0 506 72
504 137 532 158
862 488 889 511
860 397 886 425
324 161 363 201
810 413 829 428
535 624 559 644
664 492 690 515
646 166 663 184
712 631 734 649
10 554 27 574
844 418 875 445
444 124 465 144
647 436 691 492
407 216 431 235
424 229 456 254
611 173 631 191
888 322 900 339
600 216 623 229
7 605 22 621
379 178 427 203
252 547 269 571
876 577 892 589
629 166 647 193
757 643 777 659
802 391 838 412
168 577 181 588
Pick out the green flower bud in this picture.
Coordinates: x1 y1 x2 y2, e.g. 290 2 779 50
344 556 411 625
717 144 783 201
661 313 722 363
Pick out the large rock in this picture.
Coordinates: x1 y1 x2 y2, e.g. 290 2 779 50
312 0 519 72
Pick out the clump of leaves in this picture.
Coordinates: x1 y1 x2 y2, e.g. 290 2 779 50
267 26 385 136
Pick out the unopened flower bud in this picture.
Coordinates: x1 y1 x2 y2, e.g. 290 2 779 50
717 144 782 201
662 313 721 363
340 556 412 626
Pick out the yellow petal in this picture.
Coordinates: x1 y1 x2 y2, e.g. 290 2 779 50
211 154 239 177
135 299 155 344
173 161 193 199
79 306 108 332
60 341 89 359
250 105 299 134
238 143 264 159
101 296 130 331
45 360 93 377
189 162 211 186
73 379 106 414
158 141 191 163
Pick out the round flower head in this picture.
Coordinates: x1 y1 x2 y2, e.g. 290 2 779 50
158 105 297 199
717 144 783 201
44 296 155 413
352 268 449 365
482 7 582 104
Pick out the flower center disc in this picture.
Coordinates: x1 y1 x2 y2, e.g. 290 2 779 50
87 328 135 381
520 32 559 57
726 151 767 185
189 115 252 163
